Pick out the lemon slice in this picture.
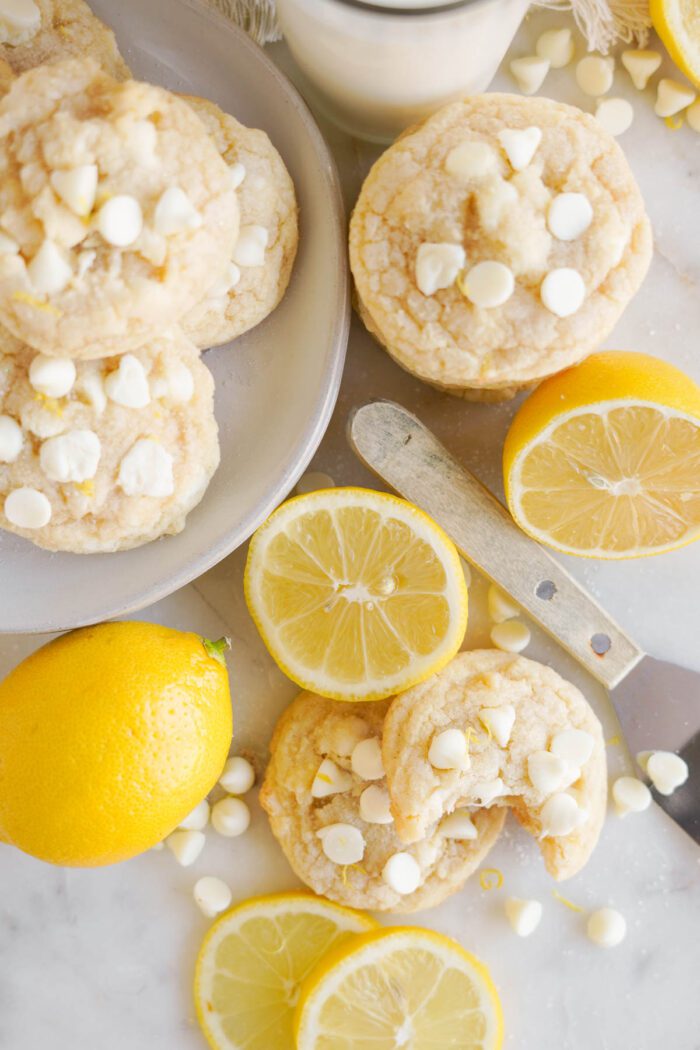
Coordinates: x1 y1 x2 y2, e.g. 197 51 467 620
504 351 700 559
651 0 700 87
244 487 468 700
294 926 503 1050
194 892 377 1050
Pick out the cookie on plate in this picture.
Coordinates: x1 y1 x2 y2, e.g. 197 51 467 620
349 94 652 400
0 0 130 79
0 58 238 358
260 691 505 914
382 650 607 881
0 328 219 552
181 95 298 348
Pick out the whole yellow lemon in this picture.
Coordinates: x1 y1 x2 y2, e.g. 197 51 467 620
0 621 232 867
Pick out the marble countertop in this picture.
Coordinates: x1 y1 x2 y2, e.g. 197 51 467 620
1 9 700 1049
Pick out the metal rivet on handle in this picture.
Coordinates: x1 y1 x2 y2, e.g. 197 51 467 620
591 633 612 655
536 579 557 601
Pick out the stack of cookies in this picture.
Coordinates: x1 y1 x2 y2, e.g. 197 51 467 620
0 1 298 553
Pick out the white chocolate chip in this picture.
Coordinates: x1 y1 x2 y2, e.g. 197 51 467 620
359 785 393 824
153 187 202 235
415 242 466 296
509 55 550 95
28 354 76 399
479 705 516 748
4 486 51 528
539 792 586 837
76 249 96 280
547 193 593 241
445 141 499 179
472 777 505 806
587 907 626 947
27 239 72 295
621 49 662 90
612 776 652 816
207 261 241 298
551 729 594 768
655 78 696 117
0 231 19 254
228 162 246 189
193 875 232 918
75 370 106 415
105 354 151 409
0 0 40 45
536 28 574 68
317 823 365 865
311 757 353 798
460 260 514 308
39 429 101 483
178 799 210 831
440 808 478 840
636 750 652 773
0 415 23 463
118 438 174 498
351 737 384 780
50 164 98 217
646 751 689 795
166 829 205 866
528 751 572 795
296 470 336 495
595 97 634 136
491 620 531 652
576 55 614 97
97 194 143 247
687 99 700 132
428 728 469 770
219 756 255 795
505 897 543 937
497 127 542 171
232 224 268 267
149 360 194 404
211 797 251 837
382 852 421 895
487 585 520 623
540 268 586 318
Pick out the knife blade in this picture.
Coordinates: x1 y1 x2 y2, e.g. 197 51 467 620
348 399 699 843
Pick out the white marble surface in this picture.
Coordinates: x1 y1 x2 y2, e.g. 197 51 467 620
2 9 700 1049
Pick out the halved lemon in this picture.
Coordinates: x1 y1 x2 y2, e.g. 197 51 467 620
244 487 468 700
194 892 377 1050
651 0 700 88
294 926 503 1050
504 351 700 559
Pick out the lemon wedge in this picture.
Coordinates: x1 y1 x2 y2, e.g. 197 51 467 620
244 487 468 700
651 0 700 88
194 892 377 1050
504 352 700 559
294 926 503 1050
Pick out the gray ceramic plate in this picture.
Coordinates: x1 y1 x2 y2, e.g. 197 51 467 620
0 0 349 634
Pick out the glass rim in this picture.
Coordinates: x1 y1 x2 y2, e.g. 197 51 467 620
328 0 484 15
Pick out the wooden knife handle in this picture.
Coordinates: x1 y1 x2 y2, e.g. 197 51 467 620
348 400 644 690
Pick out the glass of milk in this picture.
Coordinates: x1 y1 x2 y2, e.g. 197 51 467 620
275 0 530 143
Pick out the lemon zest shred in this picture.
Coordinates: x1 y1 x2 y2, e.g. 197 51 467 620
479 867 503 891
665 114 684 130
341 865 348 885
552 890 584 913
349 863 368 876
74 480 95 497
12 291 62 316
315 773 333 785
605 735 621 747
34 392 64 417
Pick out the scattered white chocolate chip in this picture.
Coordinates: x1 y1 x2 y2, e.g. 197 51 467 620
193 876 232 918
540 792 586 837
460 260 514 308
351 737 384 780
575 55 614 97
0 0 40 46
153 186 202 235
505 897 543 937
612 776 652 816
491 620 531 653
207 262 240 298
166 829 205 867
646 751 689 795
540 268 586 318
440 809 478 840
445 141 499 179
28 355 76 399
621 49 662 90
211 797 251 837
472 777 505 806
479 705 516 748
76 370 106 415
39 429 101 483
50 164 98 218
149 361 194 404
547 193 593 241
587 907 626 947
219 756 255 795
296 470 336 494
311 757 353 798
536 27 574 68
0 231 19 254
179 799 210 831
509 55 550 95
228 162 246 189
118 438 174 498
382 852 421 895
498 126 542 171
27 239 72 295
428 728 469 771
104 354 151 409
595 97 634 136
4 487 51 529
528 751 573 795
232 224 268 267
359 785 393 824
550 729 594 768
415 242 466 296
487 585 520 623
318 823 365 865
97 194 143 247
0 415 23 463
655 78 696 117
687 99 700 132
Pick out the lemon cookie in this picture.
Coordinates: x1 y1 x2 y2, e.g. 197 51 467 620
382 650 607 881
0 59 238 358
0 0 129 79
180 95 298 348
260 691 505 914
349 94 652 399
0 328 219 552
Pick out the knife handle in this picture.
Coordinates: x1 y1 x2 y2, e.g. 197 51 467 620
348 400 644 690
